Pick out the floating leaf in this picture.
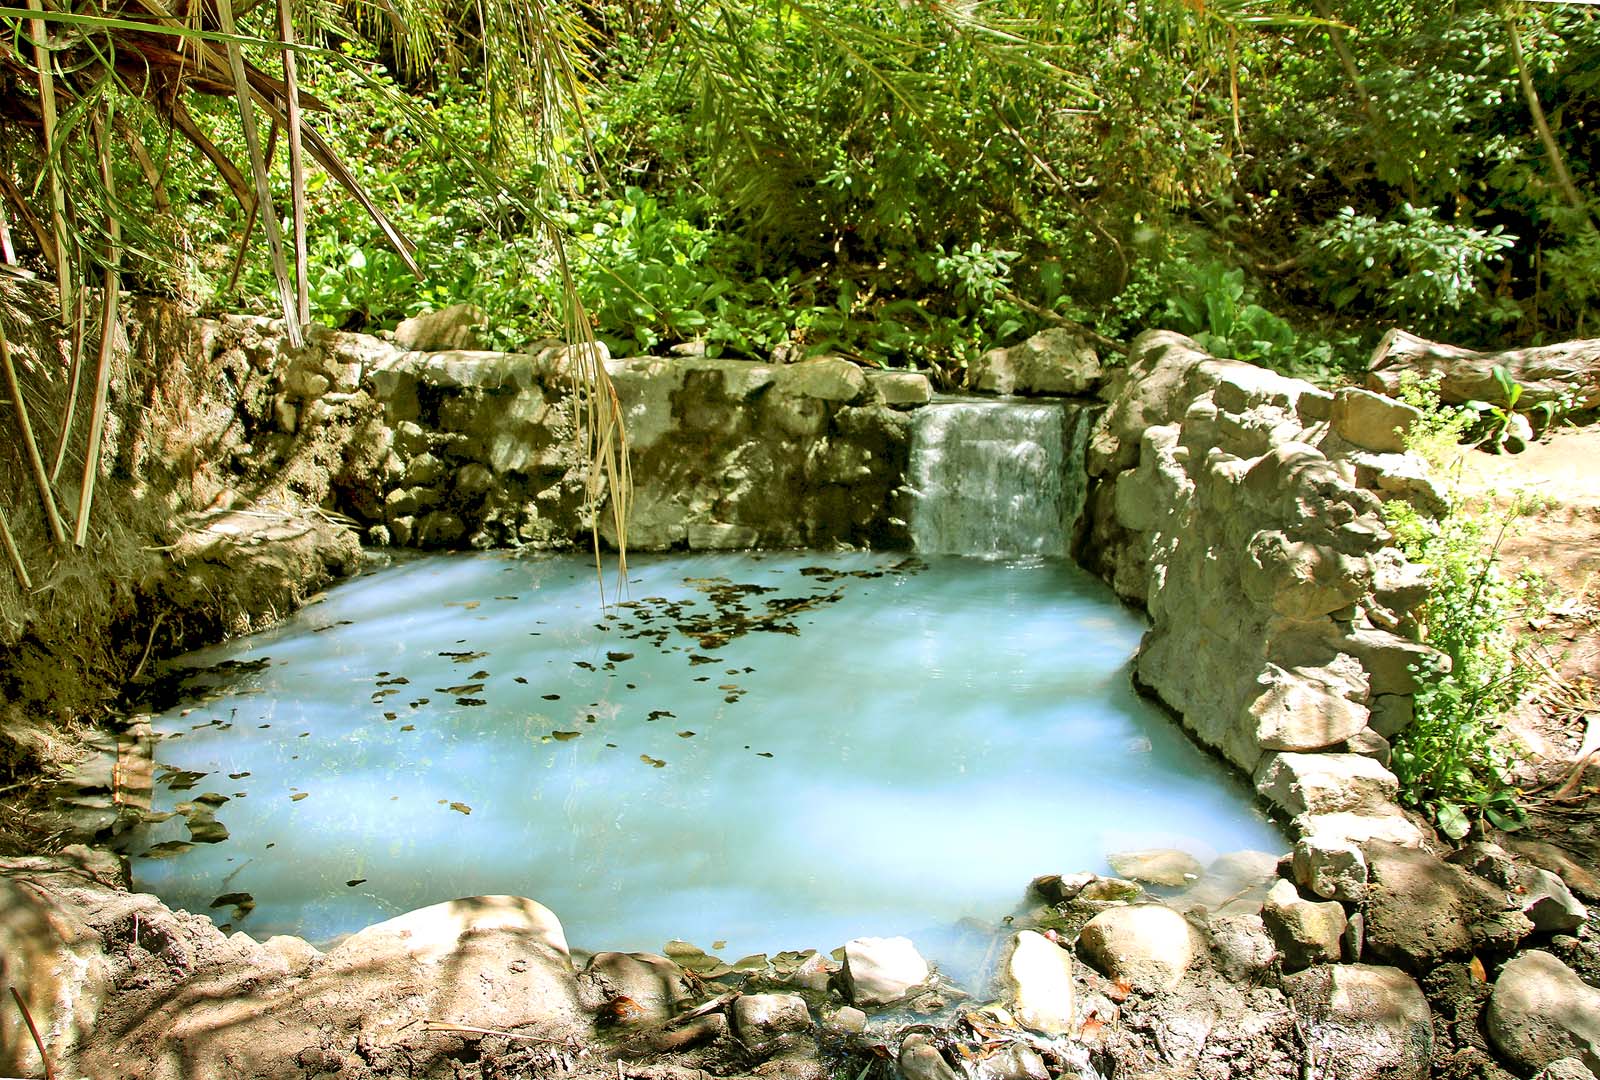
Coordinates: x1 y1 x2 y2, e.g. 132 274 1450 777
347 878 367 887
647 710 675 721
552 731 582 741
542 694 561 701
436 683 485 696
210 891 253 909
756 751 774 758
606 651 634 662
141 840 194 858
455 697 487 707
290 792 309 802
400 724 416 731
449 802 472 815
678 731 696 738
640 755 667 768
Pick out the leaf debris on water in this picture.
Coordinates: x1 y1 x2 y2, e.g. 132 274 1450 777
677 731 695 738
640 755 666 768
291 792 309 801
347 879 367 887
552 730 582 741
142 840 194 858
450 802 472 815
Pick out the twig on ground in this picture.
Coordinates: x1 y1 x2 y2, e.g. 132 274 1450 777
11 985 56 1080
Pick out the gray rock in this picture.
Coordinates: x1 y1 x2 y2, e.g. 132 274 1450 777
841 937 930 1006
395 303 489 352
1367 694 1415 738
1207 913 1277 981
403 452 445 486
1292 835 1369 901
734 993 812 1040
581 951 691 1023
1282 964 1432 1080
1362 841 1518 973
1341 911 1364 963
867 371 933 408
1445 842 1520 889
1261 878 1347 972
1078 877 1143 902
0 873 112 1076
1532 1058 1598 1080
1330 387 1422 453
1522 867 1590 934
1486 951 1600 1076
1029 872 1097 904
972 1043 1049 1080
1107 848 1204 887
775 357 867 403
824 1006 867 1034
1503 839 1600 902
1343 728 1392 768
1075 904 1201 992
970 329 1102 396
1255 752 1398 818
1001 931 1074 1035
899 1034 961 1080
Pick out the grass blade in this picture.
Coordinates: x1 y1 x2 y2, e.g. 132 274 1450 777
26 0 73 323
75 104 123 547
279 0 310 324
214 0 302 346
0 315 67 544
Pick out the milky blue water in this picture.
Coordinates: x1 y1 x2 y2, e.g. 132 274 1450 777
131 550 1281 957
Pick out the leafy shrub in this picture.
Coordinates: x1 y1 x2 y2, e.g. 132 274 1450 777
1383 379 1542 839
1304 205 1517 326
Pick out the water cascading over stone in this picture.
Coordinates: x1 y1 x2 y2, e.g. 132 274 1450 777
907 399 1095 557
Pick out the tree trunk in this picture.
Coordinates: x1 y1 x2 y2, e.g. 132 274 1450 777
1367 328 1600 410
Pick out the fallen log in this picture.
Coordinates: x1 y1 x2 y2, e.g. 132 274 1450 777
1366 328 1600 410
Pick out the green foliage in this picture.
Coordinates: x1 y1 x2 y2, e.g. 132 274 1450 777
1385 498 1533 839
1160 262 1298 366
183 0 1600 371
1304 206 1517 325
1383 377 1542 839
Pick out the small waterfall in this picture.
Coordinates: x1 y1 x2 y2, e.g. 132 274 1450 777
907 398 1094 558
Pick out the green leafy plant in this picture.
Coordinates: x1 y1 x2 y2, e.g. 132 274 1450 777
1384 380 1540 839
1160 261 1298 366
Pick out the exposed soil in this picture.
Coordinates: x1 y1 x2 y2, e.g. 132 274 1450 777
1447 426 1600 870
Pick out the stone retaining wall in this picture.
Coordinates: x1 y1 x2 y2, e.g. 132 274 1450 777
1081 330 1450 853
203 316 926 554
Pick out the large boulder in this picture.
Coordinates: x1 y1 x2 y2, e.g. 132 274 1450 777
0 868 113 1076
840 937 930 1006
394 302 489 351
1361 841 1528 973
1281 964 1432 1080
70 894 586 1080
1075 905 1201 992
1486 951 1600 1076
969 330 1103 396
1261 879 1347 972
1000 931 1075 1035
